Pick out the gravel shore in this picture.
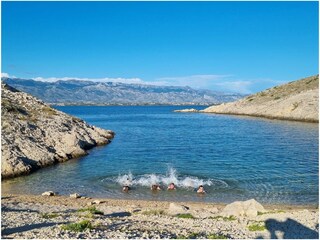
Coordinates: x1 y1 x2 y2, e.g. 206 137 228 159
1 194 319 239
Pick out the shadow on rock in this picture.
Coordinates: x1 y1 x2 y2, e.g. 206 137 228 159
258 218 319 239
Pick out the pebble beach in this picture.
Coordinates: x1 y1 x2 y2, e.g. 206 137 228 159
1 194 318 239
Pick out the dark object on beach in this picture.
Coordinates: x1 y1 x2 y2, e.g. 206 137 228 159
151 184 162 191
122 186 130 192
167 183 176 190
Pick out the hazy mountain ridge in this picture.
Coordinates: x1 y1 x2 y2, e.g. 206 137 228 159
2 78 244 105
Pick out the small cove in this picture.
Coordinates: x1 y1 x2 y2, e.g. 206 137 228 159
2 105 318 205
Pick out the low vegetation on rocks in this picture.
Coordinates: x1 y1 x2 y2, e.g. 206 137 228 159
176 213 195 219
2 195 319 239
201 75 319 122
77 207 104 215
247 221 267 231
61 220 93 232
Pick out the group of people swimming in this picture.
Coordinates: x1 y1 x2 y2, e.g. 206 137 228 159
122 182 206 194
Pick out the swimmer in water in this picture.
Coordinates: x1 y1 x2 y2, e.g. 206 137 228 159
197 185 206 194
122 185 130 192
151 184 162 191
167 182 176 190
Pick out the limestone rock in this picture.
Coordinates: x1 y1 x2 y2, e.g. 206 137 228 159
202 75 319 122
42 191 55 196
167 203 189 215
93 200 105 204
221 199 265 218
1 83 115 179
70 193 81 199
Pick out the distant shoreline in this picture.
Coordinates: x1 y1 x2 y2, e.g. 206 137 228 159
175 108 319 123
51 103 215 107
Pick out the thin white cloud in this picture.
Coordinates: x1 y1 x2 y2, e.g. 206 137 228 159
157 74 231 82
1 72 16 78
213 81 253 94
155 74 232 89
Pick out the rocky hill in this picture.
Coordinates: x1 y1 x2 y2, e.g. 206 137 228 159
2 78 243 106
1 83 115 179
202 75 319 122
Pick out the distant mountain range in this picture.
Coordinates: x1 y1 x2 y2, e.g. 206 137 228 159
1 78 244 106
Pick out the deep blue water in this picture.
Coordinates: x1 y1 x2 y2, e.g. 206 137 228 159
2 106 319 205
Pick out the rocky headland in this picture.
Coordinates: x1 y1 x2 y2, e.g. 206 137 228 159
1 194 318 239
1 83 115 179
201 75 319 122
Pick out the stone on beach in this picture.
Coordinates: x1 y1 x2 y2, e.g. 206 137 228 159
93 199 105 204
41 191 55 196
167 203 189 215
1 194 319 239
70 193 81 199
221 199 265 218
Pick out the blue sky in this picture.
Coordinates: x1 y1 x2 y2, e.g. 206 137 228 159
2 1 319 93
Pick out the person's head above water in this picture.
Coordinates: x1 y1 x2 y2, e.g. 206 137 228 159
122 186 130 192
151 184 161 191
167 182 176 190
197 185 205 193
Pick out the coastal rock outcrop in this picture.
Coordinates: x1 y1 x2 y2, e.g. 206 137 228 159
201 75 319 122
221 199 265 218
1 83 115 179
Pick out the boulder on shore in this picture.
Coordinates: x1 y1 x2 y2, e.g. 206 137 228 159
167 203 189 215
221 199 265 218
41 191 55 196
70 193 81 199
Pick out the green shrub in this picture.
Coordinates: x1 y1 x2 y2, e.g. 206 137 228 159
257 210 285 215
42 106 57 116
77 207 104 215
274 96 281 100
210 215 236 221
177 232 199 239
61 220 93 232
40 213 59 219
207 233 228 239
142 210 165 216
248 222 266 231
176 213 195 219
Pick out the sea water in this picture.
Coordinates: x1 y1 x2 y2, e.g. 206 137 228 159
2 106 318 205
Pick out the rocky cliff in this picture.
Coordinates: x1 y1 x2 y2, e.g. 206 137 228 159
202 75 319 122
1 83 115 179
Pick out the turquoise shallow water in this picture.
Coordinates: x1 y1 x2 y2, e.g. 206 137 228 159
2 106 319 205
